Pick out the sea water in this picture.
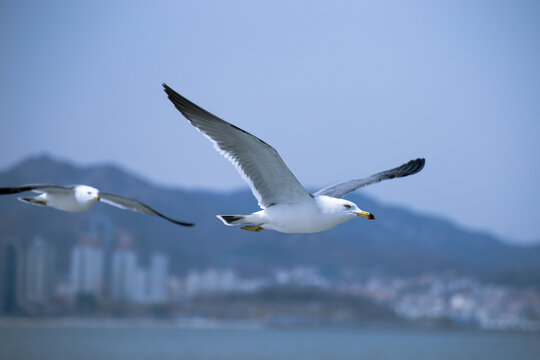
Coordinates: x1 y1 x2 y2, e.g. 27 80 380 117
0 325 539 360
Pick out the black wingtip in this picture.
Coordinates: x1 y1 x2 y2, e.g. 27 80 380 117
169 219 195 227
386 158 425 181
413 158 426 173
162 83 176 100
161 83 198 115
162 82 180 100
0 185 46 195
403 158 425 176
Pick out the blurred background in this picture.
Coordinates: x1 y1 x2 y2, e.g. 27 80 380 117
1 1 539 359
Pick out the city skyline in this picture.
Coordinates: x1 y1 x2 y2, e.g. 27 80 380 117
1 204 539 331
0 218 174 313
1 231 539 331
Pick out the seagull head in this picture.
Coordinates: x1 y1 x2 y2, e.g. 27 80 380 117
339 199 375 220
318 196 375 222
75 185 100 203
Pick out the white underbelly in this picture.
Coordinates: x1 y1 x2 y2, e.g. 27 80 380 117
47 193 94 212
259 203 348 234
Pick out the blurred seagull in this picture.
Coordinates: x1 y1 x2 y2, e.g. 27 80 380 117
0 184 194 227
163 83 424 233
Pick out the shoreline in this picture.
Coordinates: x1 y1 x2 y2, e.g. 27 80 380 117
1 316 538 336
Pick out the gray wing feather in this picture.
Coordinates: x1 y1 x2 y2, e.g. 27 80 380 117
99 192 193 227
0 185 71 195
315 158 425 198
163 84 312 208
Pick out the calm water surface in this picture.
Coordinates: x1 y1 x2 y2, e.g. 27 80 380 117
0 325 539 360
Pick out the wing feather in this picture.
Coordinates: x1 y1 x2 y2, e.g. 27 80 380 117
0 185 70 195
99 192 193 227
315 158 425 198
163 83 312 208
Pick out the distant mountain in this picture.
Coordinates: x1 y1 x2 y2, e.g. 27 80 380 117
1 154 539 286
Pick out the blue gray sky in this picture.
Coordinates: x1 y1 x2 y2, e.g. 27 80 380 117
1 1 539 243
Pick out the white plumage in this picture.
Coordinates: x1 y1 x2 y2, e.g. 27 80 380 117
0 184 193 227
164 83 425 234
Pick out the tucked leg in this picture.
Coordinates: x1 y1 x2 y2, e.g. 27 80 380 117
241 224 264 232
18 197 47 207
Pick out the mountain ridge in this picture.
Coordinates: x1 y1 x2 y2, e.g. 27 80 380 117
1 154 539 286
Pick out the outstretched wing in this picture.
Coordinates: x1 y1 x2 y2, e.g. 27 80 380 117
0 184 71 195
99 192 194 227
163 83 312 208
315 158 425 198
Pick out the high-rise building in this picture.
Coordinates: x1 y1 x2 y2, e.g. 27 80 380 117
111 236 137 302
148 253 169 304
132 267 148 304
86 213 114 296
0 236 25 314
70 236 104 297
24 236 56 307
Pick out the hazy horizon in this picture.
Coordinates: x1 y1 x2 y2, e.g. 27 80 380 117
1 151 537 247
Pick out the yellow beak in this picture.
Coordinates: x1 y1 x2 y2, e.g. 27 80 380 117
94 195 100 200
354 211 375 220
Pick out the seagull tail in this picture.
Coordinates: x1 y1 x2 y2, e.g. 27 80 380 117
217 215 246 226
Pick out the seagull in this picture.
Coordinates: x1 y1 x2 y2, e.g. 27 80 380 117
163 83 424 233
0 184 194 227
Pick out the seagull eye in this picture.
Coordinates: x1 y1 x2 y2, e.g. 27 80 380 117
344 204 351 210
